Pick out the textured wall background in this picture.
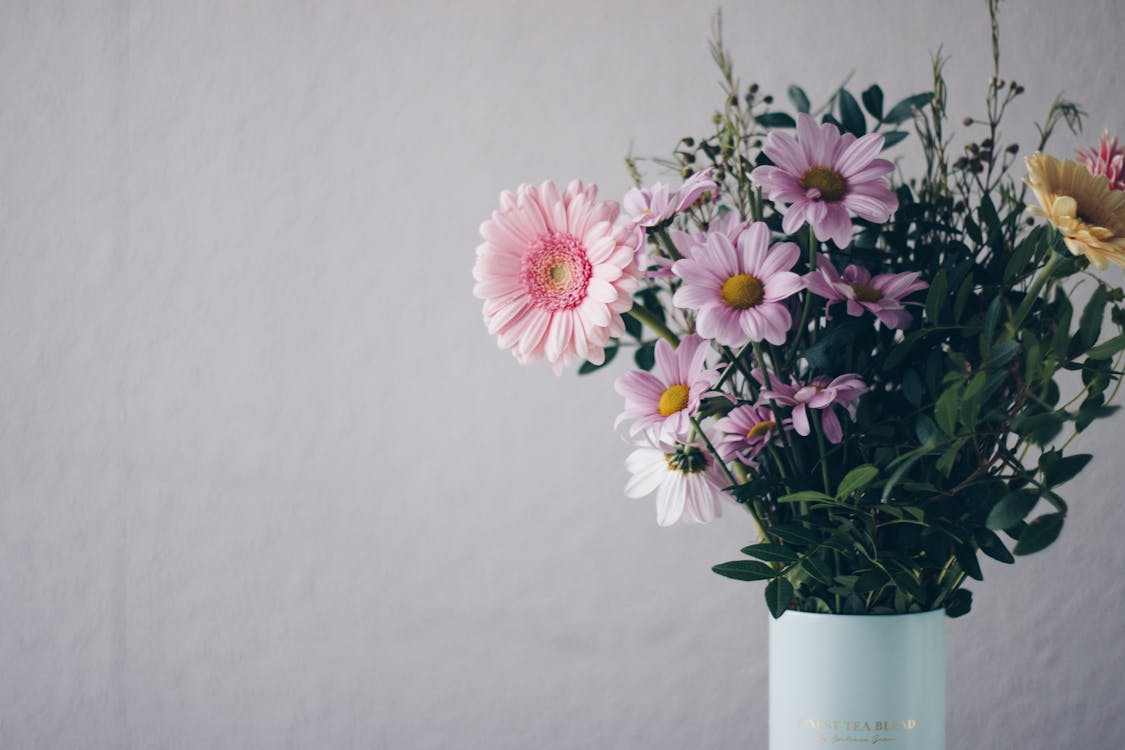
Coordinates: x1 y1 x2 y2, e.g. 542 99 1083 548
2 1 1123 748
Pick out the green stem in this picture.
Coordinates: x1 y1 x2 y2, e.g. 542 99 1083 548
654 228 683 262
811 410 832 495
785 226 821 370
1010 251 1062 332
692 415 768 544
626 306 679 347
753 341 802 476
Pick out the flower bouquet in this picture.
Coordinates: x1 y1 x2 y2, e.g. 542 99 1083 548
472 7 1123 748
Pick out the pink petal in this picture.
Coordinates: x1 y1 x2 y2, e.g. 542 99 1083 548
836 133 885 177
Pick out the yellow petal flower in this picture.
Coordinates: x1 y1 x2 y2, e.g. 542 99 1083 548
1024 152 1125 270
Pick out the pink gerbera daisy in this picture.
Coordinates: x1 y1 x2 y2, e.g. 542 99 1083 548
750 113 899 247
615 334 717 443
761 373 866 444
474 180 641 374
1076 131 1125 191
624 439 729 526
671 222 804 348
622 169 718 229
804 262 928 329
713 403 789 466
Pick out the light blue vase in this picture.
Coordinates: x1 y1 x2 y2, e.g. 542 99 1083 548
769 609 946 749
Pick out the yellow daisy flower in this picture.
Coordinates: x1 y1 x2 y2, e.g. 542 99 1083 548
1025 152 1125 270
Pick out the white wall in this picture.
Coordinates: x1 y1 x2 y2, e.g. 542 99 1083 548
2 1 1123 747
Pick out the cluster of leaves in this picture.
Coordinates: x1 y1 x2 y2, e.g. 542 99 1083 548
591 10 1124 619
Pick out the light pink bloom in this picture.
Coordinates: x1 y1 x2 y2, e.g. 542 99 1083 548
622 169 718 229
615 334 717 443
750 113 899 247
804 262 928 329
624 439 729 526
1076 131 1125 191
671 222 804 348
713 403 789 466
761 374 866 444
474 180 641 374
669 211 751 259
635 212 752 281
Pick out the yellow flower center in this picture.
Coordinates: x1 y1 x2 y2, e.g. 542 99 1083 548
657 384 690 417
746 420 777 440
800 166 848 202
852 284 883 303
721 273 765 310
664 445 709 474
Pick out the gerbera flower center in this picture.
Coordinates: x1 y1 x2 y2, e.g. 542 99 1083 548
852 283 883 303
721 273 765 310
800 166 848 202
664 445 709 474
746 420 777 440
520 232 593 312
658 383 691 416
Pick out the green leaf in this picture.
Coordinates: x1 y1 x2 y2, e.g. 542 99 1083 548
1077 403 1120 432
837 89 866 136
764 576 795 618
986 491 1039 530
953 275 975 322
1004 233 1038 283
888 561 925 600
777 490 834 504
925 269 948 324
1041 453 1093 488
799 556 834 585
1079 284 1109 350
944 588 973 618
975 529 1015 564
880 130 908 149
756 112 796 128
740 543 799 563
634 340 656 370
787 85 811 114
936 436 967 476
979 192 1001 236
883 92 932 124
1012 410 1066 445
623 311 642 339
954 545 984 581
861 85 884 119
985 339 1019 369
1050 296 1074 355
712 560 777 581
768 524 821 547
934 383 962 436
882 441 936 501
1086 333 1125 359
854 569 889 594
1013 513 1065 555
981 296 1003 353
836 464 879 500
578 345 618 374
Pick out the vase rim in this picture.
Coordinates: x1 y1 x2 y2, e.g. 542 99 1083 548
774 608 946 621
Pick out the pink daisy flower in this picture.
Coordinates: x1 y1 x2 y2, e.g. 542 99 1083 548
614 334 717 443
1076 131 1125 191
671 222 804 348
761 374 866 444
474 180 641 374
713 403 789 466
622 169 718 229
804 262 928 329
632 212 751 281
750 113 899 247
624 439 729 526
